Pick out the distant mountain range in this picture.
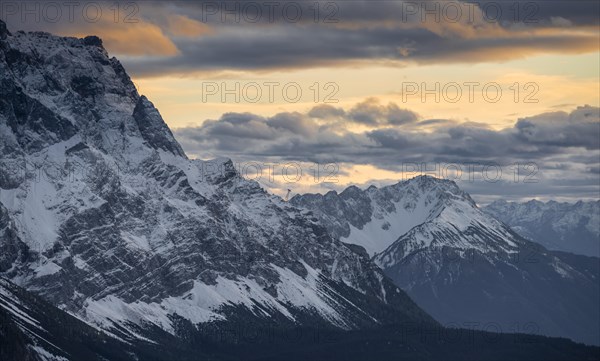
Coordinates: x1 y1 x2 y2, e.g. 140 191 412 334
483 200 600 257
292 177 600 346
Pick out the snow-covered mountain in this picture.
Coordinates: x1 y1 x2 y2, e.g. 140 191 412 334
291 177 479 257
291 177 600 346
483 200 600 257
0 20 436 347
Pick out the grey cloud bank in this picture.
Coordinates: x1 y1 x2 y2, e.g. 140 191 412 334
2 1 598 76
173 103 600 202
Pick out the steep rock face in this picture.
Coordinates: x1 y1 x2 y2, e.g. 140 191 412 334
483 200 600 257
292 177 600 346
132 96 187 158
0 21 435 343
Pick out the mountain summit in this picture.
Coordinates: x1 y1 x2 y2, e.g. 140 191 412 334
291 175 477 256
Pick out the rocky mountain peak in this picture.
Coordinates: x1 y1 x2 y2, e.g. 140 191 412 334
291 175 482 257
0 27 185 162
397 175 468 198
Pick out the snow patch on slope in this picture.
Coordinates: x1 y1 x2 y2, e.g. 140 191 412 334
342 191 438 256
29 346 69 361
84 263 354 338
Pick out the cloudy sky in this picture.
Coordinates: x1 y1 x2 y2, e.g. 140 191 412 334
3 0 599 202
